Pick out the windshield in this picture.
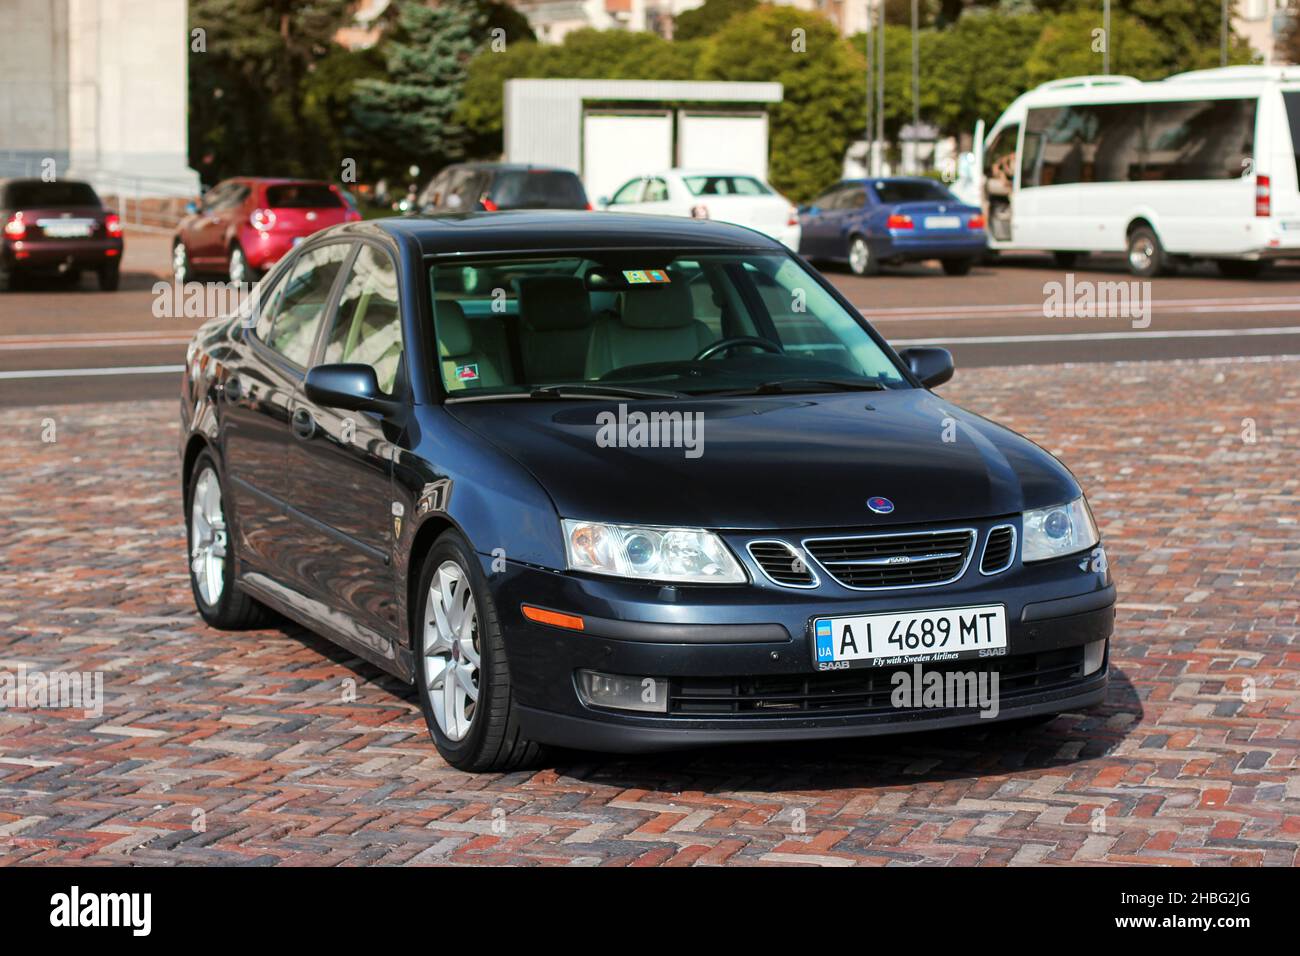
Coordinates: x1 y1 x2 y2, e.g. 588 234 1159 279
265 183 343 208
429 251 909 398
682 175 772 197
871 180 955 204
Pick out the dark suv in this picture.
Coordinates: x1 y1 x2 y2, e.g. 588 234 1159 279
0 178 124 291
419 163 590 213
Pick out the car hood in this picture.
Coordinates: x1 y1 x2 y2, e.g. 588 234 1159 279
444 389 1081 530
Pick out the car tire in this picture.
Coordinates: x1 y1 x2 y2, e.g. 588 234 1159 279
173 241 192 284
1052 251 1081 269
0 267 10 292
414 530 545 772
847 236 879 276
1126 225 1168 278
186 451 275 630
1215 258 1265 279
97 263 120 292
941 258 974 276
228 244 256 285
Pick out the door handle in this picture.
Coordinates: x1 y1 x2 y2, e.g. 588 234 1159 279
291 406 316 440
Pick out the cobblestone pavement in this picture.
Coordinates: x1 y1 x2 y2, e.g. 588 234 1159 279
0 355 1296 866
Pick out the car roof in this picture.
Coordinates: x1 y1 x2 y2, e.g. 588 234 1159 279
371 210 786 256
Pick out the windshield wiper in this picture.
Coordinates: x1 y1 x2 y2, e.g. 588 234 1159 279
709 378 888 396
528 383 686 400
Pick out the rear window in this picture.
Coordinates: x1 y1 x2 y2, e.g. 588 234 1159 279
265 184 343 209
488 171 588 209
683 175 772 197
870 180 954 204
4 181 100 208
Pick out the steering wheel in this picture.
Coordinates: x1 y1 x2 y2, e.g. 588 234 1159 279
694 336 783 361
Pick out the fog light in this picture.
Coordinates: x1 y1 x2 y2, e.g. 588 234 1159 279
1083 639 1107 676
576 669 668 713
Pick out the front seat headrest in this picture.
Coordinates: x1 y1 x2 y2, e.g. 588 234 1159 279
621 281 693 329
516 276 592 331
436 299 472 357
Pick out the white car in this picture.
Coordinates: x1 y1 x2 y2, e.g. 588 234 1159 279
596 169 800 250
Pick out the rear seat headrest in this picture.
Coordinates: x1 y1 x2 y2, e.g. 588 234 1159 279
436 300 472 357
516 276 592 331
621 281 693 330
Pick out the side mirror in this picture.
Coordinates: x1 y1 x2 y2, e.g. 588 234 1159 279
898 346 954 388
304 363 397 414
185 201 199 215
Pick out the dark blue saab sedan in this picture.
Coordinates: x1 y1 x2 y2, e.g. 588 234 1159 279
799 177 986 276
180 211 1112 771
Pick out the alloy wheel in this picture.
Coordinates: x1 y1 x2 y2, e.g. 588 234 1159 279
849 238 870 275
422 560 481 741
189 467 227 606
229 247 247 285
173 243 189 283
1128 238 1153 273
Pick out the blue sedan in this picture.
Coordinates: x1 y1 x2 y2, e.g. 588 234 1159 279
798 177 986 276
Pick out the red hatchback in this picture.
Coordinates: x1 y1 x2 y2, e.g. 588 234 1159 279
0 178 124 291
172 178 360 284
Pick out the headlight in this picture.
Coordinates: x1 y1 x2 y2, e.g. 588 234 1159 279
562 519 746 584
1021 496 1099 563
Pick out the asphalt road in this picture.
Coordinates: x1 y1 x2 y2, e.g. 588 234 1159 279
2 229 1298 407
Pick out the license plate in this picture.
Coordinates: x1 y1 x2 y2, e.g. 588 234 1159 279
41 222 92 238
923 215 961 230
812 604 1007 670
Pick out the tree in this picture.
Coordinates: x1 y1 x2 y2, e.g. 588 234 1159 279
673 0 758 40
697 7 865 202
1025 8 1166 86
188 0 350 184
352 0 486 174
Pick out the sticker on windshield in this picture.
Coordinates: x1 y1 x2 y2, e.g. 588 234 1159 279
623 269 670 284
455 363 479 382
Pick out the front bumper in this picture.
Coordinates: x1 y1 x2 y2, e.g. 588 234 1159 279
486 528 1115 753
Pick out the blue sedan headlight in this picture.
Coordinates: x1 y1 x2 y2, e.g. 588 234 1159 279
562 519 746 584
1021 496 1100 563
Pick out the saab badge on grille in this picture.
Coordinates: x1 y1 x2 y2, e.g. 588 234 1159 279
867 496 894 514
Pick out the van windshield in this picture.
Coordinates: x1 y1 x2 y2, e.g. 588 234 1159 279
429 251 909 398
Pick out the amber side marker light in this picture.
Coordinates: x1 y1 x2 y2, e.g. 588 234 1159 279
521 605 585 631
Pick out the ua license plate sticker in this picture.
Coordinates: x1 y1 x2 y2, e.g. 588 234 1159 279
812 604 1007 670
41 221 93 238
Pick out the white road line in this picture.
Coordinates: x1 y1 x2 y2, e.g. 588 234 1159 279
890 326 1300 345
0 336 193 351
0 364 184 380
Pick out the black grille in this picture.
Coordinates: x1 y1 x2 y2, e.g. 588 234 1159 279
670 647 1084 717
804 529 974 589
748 541 816 587
981 526 1016 574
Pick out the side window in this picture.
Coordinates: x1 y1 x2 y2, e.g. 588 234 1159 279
839 187 867 209
201 181 232 210
263 243 350 367
643 177 669 202
811 185 843 210
322 245 404 394
608 178 644 204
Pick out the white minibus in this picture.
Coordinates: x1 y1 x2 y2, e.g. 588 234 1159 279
965 65 1300 277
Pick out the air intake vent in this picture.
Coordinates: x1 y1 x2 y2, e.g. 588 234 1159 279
748 540 817 588
804 529 974 589
980 525 1016 574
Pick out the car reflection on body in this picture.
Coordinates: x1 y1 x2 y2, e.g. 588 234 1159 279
180 211 1113 771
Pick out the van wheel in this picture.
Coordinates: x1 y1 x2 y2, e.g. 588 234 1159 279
1126 226 1167 278
414 531 545 772
1215 259 1265 279
848 236 879 276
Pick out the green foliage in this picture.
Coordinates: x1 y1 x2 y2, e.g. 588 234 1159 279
697 7 865 202
1025 8 1166 85
352 0 485 174
673 0 758 40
